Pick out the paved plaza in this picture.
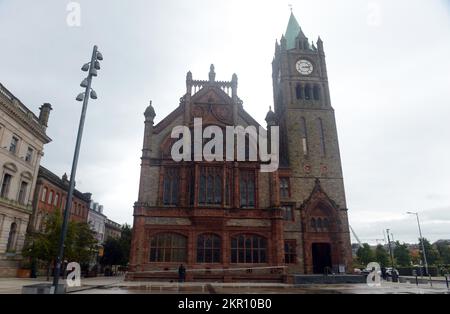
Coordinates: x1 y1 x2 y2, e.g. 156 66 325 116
0 276 448 294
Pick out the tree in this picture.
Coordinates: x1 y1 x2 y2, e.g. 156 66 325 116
420 238 440 266
393 242 411 266
357 243 374 267
101 224 132 269
435 242 450 264
23 210 97 279
374 244 389 267
119 224 132 266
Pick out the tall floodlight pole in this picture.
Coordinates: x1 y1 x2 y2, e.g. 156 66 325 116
386 229 395 269
407 211 430 281
52 45 103 293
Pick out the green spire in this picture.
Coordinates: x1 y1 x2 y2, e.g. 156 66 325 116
285 12 306 50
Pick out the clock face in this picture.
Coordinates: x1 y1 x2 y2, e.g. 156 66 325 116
296 60 314 75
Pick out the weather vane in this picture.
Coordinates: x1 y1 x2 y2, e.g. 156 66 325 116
289 4 293 12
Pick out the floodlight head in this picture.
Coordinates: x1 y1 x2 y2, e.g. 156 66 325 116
94 60 101 70
90 68 98 77
90 90 98 100
81 63 90 72
96 51 103 61
76 93 85 102
80 78 89 88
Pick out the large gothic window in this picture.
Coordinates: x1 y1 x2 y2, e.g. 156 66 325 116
197 234 221 263
163 168 179 206
231 234 267 264
239 170 255 208
149 233 187 263
199 167 222 205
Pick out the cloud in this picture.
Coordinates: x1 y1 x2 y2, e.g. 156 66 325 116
0 0 449 236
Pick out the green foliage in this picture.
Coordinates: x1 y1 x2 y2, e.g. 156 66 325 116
374 244 389 267
100 224 132 267
356 243 374 266
420 238 440 266
436 242 450 264
23 210 97 267
393 242 411 266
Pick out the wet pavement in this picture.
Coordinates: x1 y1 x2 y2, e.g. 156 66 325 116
1 276 449 294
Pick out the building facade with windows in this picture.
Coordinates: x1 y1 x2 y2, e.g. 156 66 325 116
0 83 52 277
29 166 91 233
128 13 352 282
105 219 122 240
88 202 107 244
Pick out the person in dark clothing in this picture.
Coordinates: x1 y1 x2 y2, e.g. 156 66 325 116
178 264 186 283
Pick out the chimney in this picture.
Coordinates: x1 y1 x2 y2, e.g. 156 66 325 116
39 103 52 130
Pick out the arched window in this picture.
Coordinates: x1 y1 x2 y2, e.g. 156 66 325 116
48 191 53 205
295 84 303 100
240 170 256 208
199 168 222 205
317 218 323 230
311 218 316 230
317 118 326 157
41 188 47 202
197 234 221 263
304 85 312 100
149 233 187 263
54 193 59 207
313 85 321 101
300 117 308 156
6 222 17 252
323 218 329 231
163 168 179 206
231 234 267 264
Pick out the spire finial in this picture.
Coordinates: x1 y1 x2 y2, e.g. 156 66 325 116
209 64 216 82
289 4 293 13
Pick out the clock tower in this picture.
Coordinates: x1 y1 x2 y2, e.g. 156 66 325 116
270 11 352 274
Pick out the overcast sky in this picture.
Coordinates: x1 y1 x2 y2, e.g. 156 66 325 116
1 0 449 245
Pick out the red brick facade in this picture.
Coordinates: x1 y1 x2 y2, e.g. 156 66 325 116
29 166 91 232
128 13 353 282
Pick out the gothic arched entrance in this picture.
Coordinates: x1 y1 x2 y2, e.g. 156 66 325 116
312 243 332 274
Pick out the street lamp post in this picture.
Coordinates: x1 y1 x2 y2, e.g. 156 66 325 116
52 45 103 293
407 211 432 284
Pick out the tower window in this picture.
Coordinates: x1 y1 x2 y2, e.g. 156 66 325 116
313 85 321 101
304 85 312 100
317 118 326 157
295 84 303 100
300 117 308 156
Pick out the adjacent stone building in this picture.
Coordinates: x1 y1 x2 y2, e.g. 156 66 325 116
105 219 122 240
29 166 91 233
88 202 107 244
0 83 52 277
128 12 352 282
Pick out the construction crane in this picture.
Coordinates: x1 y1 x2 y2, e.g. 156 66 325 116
349 225 363 248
